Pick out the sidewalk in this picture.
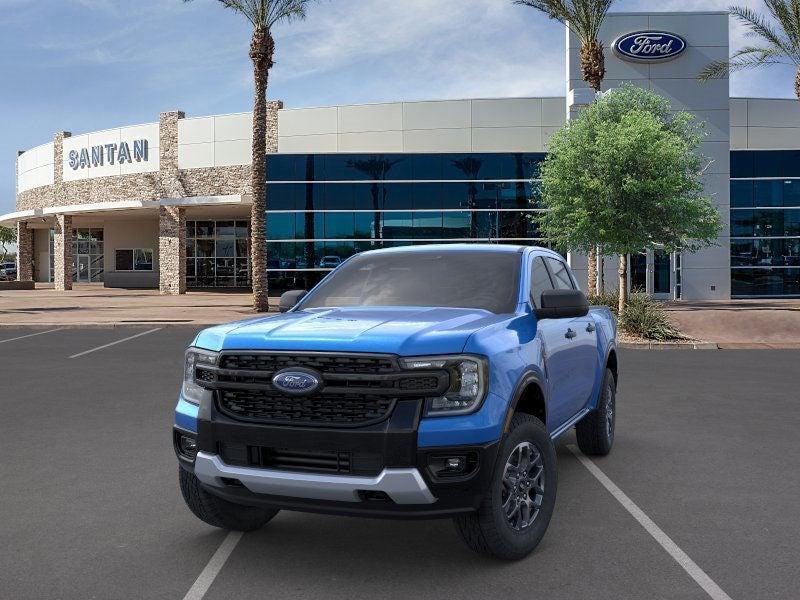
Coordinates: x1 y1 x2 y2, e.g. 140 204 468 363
0 284 275 327
664 299 800 349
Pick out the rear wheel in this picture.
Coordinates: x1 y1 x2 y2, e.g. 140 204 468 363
179 468 279 532
575 367 616 456
454 414 557 560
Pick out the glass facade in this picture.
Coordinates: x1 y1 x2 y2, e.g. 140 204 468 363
731 151 800 297
265 153 546 292
186 220 251 288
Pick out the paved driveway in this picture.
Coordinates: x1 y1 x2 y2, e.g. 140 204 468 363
1 327 797 599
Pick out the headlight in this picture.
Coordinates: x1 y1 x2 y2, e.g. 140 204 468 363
399 355 488 417
182 348 219 405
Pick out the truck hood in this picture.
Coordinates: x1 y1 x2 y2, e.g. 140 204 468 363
193 307 508 356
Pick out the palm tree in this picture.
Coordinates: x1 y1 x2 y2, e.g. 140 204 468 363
699 3 800 101
184 0 314 312
515 0 615 293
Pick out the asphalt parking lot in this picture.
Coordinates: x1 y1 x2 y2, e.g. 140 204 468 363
1 327 798 600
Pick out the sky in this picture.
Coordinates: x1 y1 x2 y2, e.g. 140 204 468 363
0 0 797 215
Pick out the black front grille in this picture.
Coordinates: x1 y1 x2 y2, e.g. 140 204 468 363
204 352 448 427
219 353 396 375
218 442 384 476
218 389 396 427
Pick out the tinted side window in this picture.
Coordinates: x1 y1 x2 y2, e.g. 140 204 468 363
545 258 575 290
531 257 554 308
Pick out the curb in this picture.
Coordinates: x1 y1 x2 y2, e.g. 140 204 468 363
618 341 719 350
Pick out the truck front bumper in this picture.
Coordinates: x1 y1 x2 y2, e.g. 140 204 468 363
176 395 500 519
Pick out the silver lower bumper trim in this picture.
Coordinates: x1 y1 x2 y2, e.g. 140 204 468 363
194 452 437 505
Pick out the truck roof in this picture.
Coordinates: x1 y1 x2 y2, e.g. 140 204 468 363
358 243 552 256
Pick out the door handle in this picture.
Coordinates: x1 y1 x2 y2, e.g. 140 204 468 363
565 328 577 340
586 322 596 333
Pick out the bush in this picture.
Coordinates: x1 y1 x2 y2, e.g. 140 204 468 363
619 294 685 341
588 290 685 341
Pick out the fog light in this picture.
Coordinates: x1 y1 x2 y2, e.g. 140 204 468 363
445 457 465 472
178 434 197 459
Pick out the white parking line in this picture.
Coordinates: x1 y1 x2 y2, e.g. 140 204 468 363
0 329 63 345
68 328 162 359
183 531 243 600
567 445 733 600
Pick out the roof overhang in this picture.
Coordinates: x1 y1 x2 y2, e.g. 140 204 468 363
0 194 245 227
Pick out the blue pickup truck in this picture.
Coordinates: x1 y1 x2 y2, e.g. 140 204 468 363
174 245 617 559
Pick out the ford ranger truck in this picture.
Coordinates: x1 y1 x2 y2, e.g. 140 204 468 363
174 245 617 560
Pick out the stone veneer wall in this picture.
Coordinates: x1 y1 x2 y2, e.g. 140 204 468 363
158 206 186 294
53 214 73 291
16 222 33 281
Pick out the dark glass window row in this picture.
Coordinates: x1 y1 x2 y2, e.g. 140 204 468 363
266 181 541 211
730 209 800 237
265 239 547 270
731 239 800 267
732 268 800 296
266 153 546 182
187 220 251 288
731 151 800 179
266 210 542 241
731 180 800 208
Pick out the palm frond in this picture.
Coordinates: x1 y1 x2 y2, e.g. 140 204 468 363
699 46 788 80
730 5 800 64
515 0 616 43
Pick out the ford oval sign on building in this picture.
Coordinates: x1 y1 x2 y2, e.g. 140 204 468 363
613 31 687 62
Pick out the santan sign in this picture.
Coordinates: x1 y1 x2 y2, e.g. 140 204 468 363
68 139 149 170
613 31 687 62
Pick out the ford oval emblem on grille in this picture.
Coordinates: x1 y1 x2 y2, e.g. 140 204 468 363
272 368 322 395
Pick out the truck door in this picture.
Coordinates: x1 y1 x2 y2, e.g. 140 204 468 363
530 256 578 430
543 257 598 418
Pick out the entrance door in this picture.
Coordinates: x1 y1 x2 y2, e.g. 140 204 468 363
77 256 90 282
652 249 672 298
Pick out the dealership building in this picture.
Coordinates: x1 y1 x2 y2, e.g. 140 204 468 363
4 10 800 300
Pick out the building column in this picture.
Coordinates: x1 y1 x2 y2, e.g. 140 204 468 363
159 205 186 295
16 221 34 282
53 214 73 291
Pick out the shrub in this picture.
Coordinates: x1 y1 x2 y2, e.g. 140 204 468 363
619 293 685 341
589 290 685 341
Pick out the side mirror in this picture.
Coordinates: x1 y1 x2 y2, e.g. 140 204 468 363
279 290 308 313
536 289 590 319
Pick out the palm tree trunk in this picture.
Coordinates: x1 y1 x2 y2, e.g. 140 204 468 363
249 29 274 312
618 254 628 315
796 67 800 102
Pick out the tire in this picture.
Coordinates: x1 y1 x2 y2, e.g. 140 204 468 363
453 414 557 560
575 367 616 456
179 467 279 532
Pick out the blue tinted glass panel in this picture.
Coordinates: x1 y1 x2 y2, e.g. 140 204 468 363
412 155 442 180
413 212 443 238
781 150 800 177
441 183 470 209
730 181 753 208
731 239 800 267
412 183 443 209
353 183 378 210
324 183 353 210
443 211 471 237
730 151 754 178
355 213 376 239
381 183 413 210
783 180 800 207
754 151 783 177
325 213 355 239
732 268 800 296
730 210 753 237
382 212 413 238
785 209 800 235
266 213 294 240
754 180 783 206
266 155 296 181
267 184 298 210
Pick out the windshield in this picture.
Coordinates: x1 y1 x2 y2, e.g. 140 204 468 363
298 250 521 314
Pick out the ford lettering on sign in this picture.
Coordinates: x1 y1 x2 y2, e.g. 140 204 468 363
272 369 321 395
613 31 686 62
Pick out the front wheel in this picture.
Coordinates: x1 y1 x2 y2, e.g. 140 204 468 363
454 414 557 560
179 468 279 532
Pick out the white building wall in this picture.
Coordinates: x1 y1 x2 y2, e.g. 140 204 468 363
177 112 253 169
17 142 55 193
567 11 731 301
730 98 800 150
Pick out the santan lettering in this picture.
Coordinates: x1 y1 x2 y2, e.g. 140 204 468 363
629 35 674 56
68 139 148 170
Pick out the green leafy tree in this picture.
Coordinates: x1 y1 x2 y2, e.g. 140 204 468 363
537 85 722 313
0 226 15 263
515 0 616 292
184 0 315 311
699 2 800 100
